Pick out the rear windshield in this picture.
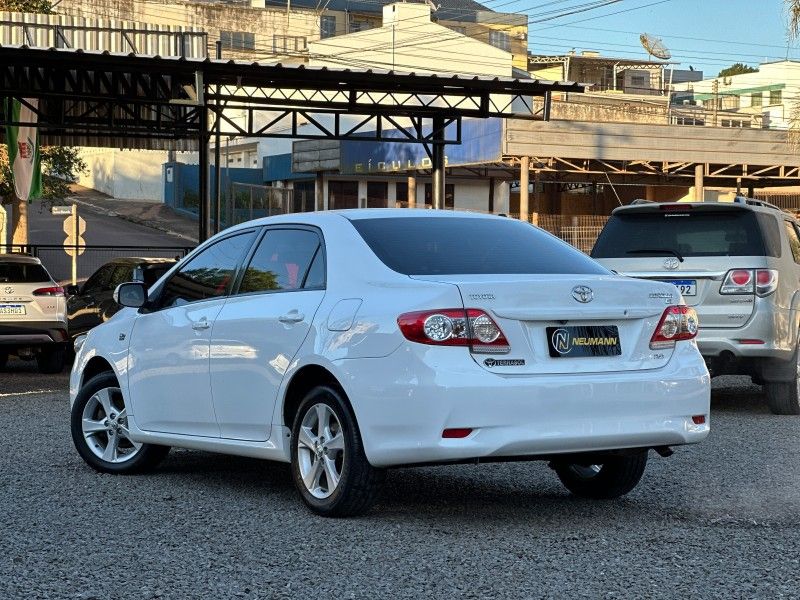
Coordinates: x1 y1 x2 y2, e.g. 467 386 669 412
350 217 608 276
0 262 51 283
591 210 781 259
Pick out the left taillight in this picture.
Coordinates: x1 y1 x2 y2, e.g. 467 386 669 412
650 305 699 350
397 308 510 354
32 286 65 297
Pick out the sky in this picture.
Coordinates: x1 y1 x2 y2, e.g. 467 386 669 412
493 0 795 77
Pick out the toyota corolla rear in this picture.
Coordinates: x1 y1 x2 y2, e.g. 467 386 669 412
339 214 710 468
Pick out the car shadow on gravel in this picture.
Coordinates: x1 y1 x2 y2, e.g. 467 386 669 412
710 375 769 414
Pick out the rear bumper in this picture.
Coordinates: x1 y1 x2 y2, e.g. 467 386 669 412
337 342 710 468
697 303 793 363
0 320 69 347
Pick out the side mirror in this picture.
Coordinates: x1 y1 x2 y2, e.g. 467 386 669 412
64 284 80 296
113 282 147 308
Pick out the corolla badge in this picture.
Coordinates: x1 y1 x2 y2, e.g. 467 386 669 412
663 258 680 270
571 285 593 303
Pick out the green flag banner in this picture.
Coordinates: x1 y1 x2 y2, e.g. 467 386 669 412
5 98 42 202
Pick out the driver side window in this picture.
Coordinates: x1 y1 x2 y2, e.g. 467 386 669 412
158 232 256 309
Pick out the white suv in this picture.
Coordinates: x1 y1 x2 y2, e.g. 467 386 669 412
0 254 68 373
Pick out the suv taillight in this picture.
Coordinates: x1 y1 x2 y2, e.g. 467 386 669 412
650 305 699 350
720 269 778 297
398 308 510 354
32 286 65 297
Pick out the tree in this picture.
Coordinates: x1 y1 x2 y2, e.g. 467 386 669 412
789 0 800 39
718 63 759 78
0 0 52 12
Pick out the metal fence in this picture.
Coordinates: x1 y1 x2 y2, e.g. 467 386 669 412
227 183 293 227
534 214 609 253
2 244 194 282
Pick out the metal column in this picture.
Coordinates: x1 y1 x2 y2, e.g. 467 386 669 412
431 116 445 209
199 107 210 242
212 40 222 235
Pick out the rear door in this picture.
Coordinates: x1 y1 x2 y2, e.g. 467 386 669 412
210 226 326 441
592 206 778 329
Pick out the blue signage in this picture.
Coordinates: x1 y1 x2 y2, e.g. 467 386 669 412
339 118 502 175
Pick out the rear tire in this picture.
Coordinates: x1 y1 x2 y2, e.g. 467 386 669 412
553 452 648 499
37 347 65 374
764 345 800 415
71 372 170 474
290 385 385 517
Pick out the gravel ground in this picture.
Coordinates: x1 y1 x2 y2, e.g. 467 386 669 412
1 359 799 599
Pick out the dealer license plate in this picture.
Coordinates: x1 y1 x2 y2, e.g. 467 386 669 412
0 304 25 315
546 325 621 358
661 279 697 296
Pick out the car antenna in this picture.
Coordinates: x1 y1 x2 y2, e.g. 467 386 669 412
604 172 623 206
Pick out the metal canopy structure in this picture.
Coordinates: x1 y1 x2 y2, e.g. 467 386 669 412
0 45 583 239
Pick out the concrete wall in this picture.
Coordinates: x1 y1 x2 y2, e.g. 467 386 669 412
552 93 669 125
309 3 512 77
76 148 169 202
56 0 319 60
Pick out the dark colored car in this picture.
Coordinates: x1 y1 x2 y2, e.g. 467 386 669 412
66 257 176 339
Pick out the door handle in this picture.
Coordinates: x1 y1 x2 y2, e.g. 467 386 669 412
278 311 305 324
192 319 211 330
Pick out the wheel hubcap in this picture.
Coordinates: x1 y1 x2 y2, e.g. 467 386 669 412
81 386 142 464
296 403 345 499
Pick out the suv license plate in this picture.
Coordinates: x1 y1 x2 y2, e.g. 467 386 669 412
663 279 697 296
0 304 25 315
546 325 621 358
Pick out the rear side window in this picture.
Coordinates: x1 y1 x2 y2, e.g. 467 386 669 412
0 262 51 283
591 210 777 258
350 217 607 275
238 229 322 294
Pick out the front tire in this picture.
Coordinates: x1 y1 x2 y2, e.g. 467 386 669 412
71 372 170 474
553 452 648 499
290 385 385 517
37 347 65 374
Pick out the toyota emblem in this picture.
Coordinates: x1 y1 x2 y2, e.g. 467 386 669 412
3 286 13 295
571 285 593 303
663 258 680 270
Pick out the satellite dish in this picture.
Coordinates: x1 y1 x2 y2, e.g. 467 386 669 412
639 33 671 60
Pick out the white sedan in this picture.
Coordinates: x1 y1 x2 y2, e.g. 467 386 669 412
70 210 710 516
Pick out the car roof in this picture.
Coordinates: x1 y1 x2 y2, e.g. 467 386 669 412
612 198 787 217
103 257 177 266
220 208 506 235
0 253 43 264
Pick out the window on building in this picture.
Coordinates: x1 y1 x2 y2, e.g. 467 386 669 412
273 35 307 53
488 31 510 52
220 30 256 51
395 182 409 207
320 15 336 39
293 180 316 213
449 26 466 35
424 184 455 209
630 74 647 90
366 182 388 208
721 119 747 128
349 20 370 33
751 92 763 107
328 181 358 209
770 89 783 105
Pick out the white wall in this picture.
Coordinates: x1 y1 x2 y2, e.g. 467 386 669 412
77 148 168 202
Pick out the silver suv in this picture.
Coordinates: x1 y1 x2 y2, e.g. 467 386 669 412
0 254 68 373
591 197 800 415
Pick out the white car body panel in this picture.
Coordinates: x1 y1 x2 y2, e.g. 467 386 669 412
71 210 711 469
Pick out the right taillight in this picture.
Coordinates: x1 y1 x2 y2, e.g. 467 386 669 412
650 305 699 350
397 308 510 354
720 269 778 297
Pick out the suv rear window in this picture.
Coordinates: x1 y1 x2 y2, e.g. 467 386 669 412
351 217 608 275
591 210 781 258
0 262 51 283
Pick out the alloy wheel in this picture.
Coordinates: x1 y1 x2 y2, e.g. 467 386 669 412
296 403 345 499
81 387 143 464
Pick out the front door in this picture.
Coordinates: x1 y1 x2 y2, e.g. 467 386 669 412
127 231 256 437
210 227 326 441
